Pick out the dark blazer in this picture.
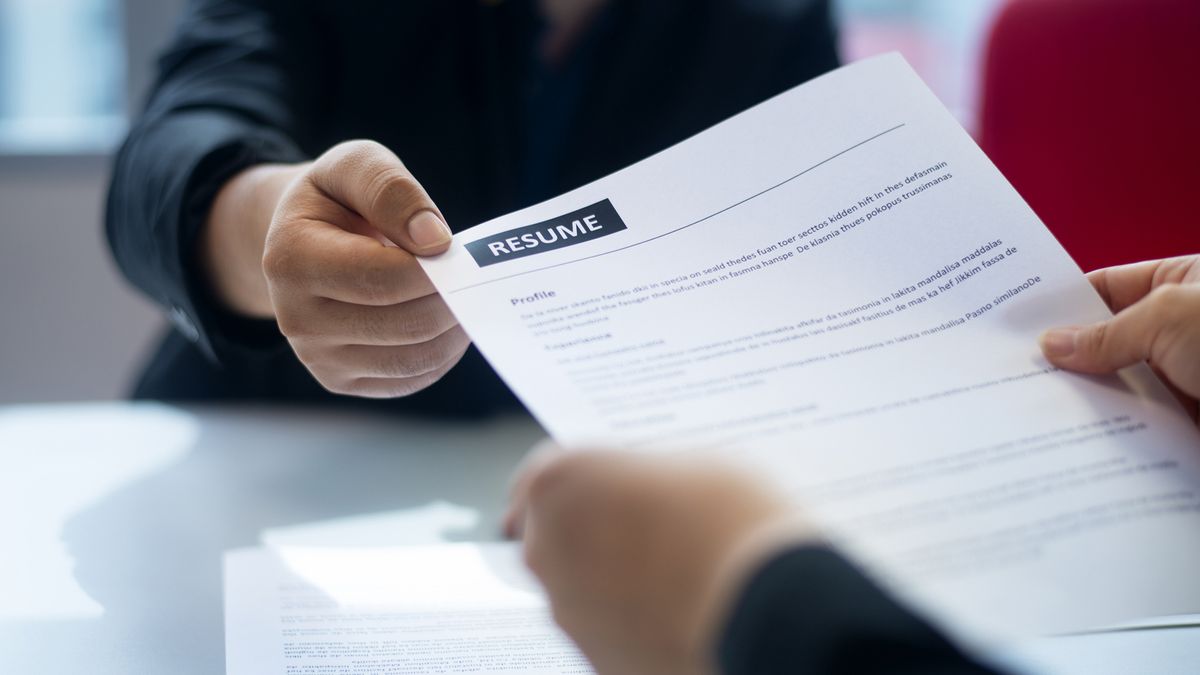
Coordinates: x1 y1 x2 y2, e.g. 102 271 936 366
106 0 841 415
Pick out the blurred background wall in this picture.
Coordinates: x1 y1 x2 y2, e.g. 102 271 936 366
0 0 1006 404
0 0 182 403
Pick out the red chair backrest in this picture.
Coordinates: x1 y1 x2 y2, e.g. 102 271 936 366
978 0 1200 272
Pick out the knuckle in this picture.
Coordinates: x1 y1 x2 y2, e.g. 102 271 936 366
372 167 420 198
275 311 307 339
366 168 423 217
263 226 321 288
398 309 443 343
261 238 296 284
348 312 390 344
414 345 450 375
379 348 432 379
379 367 447 398
314 372 356 397
1081 321 1111 355
325 139 386 169
279 303 337 343
343 257 407 305
1149 284 1190 323
338 377 407 400
380 378 427 398
437 336 469 368
353 269 400 305
416 356 460 387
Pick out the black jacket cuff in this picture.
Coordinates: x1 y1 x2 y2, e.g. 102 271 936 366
717 545 999 675
108 109 305 364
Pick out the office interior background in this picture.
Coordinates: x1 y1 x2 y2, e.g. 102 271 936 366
0 0 1144 403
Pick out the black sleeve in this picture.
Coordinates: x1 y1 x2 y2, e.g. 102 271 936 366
718 546 1003 675
105 0 322 362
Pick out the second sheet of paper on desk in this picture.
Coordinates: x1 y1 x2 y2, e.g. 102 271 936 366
225 544 589 674
419 54 1200 643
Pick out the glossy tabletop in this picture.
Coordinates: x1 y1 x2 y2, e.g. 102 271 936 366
0 403 1195 674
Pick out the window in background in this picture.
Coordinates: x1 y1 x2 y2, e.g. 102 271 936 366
836 0 1009 134
0 0 125 154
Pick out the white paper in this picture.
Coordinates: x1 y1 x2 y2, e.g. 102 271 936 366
224 543 591 674
419 54 1200 642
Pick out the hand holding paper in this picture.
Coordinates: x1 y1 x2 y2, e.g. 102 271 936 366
519 450 813 674
1041 256 1200 421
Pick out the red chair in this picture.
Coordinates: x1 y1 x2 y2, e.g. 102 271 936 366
978 0 1200 272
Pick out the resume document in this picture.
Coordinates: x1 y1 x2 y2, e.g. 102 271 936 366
226 55 1200 674
420 54 1200 641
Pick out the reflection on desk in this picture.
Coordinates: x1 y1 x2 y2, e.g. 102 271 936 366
0 403 544 674
0 402 1196 674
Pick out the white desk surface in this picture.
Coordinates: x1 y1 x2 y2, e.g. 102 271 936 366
0 403 1196 674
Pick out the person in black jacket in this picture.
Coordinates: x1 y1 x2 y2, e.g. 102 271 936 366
105 0 839 415
509 255 1200 674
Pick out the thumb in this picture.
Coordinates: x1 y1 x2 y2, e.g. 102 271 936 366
1039 286 1186 374
311 140 452 255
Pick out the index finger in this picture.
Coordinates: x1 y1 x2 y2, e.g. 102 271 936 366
289 220 438 305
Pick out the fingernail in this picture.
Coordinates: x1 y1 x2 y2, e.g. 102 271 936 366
1040 328 1077 358
407 210 451 250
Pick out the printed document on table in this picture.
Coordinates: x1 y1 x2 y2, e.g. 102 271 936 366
224 543 591 674
419 54 1200 642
